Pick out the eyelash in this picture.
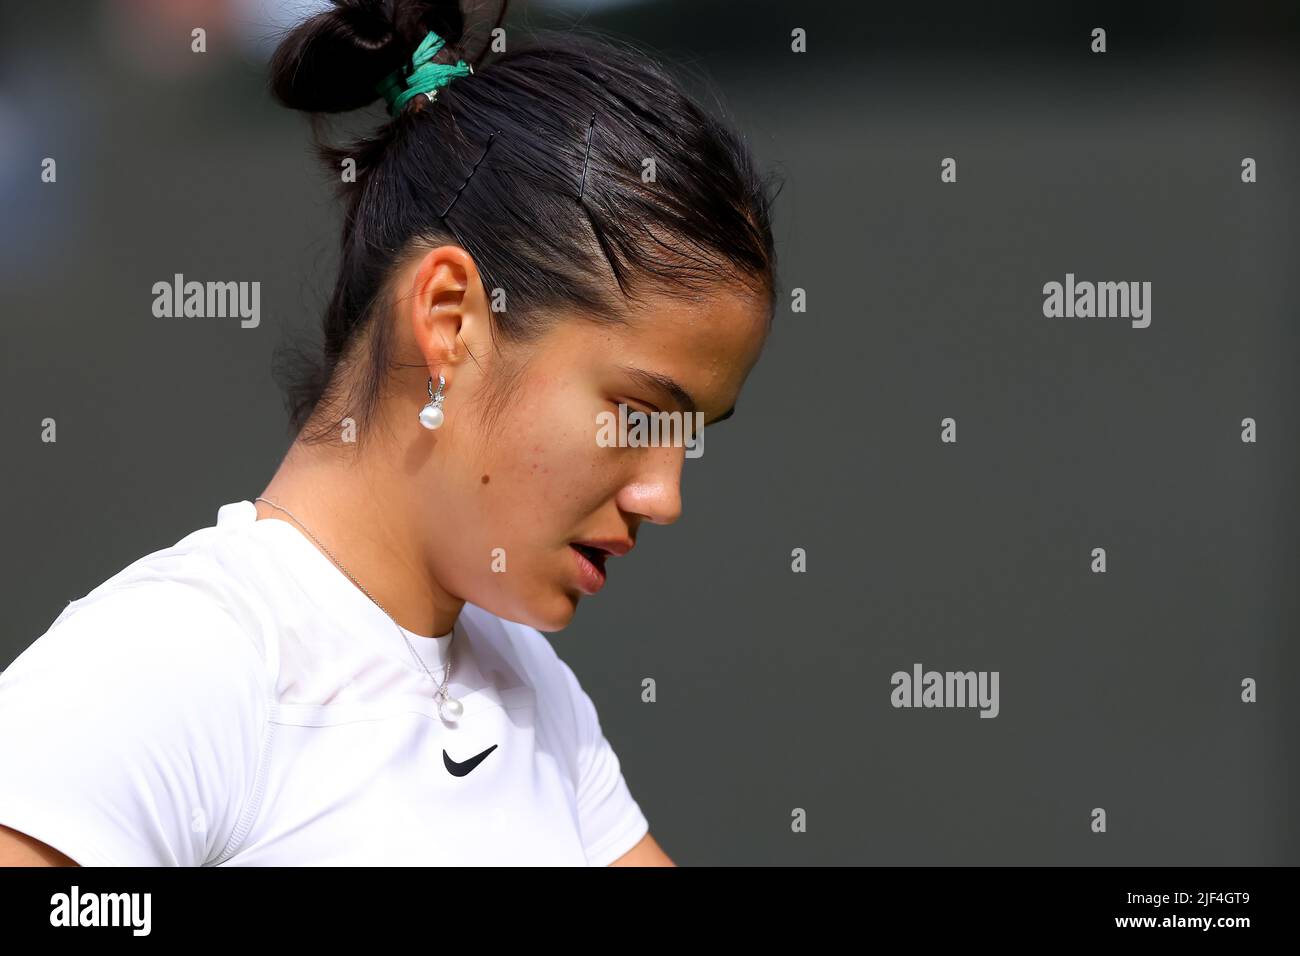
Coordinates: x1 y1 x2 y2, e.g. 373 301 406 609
615 398 660 416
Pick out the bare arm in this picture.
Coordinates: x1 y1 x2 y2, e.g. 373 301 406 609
607 830 676 867
0 824 80 867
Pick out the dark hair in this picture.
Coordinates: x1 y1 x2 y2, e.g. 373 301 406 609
268 0 781 446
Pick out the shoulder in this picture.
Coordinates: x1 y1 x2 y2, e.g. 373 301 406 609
24 511 281 688
3 578 275 755
0 579 275 866
19 552 276 693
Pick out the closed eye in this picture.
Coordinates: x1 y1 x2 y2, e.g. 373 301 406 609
614 398 660 416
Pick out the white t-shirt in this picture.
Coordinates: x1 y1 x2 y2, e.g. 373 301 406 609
0 500 649 866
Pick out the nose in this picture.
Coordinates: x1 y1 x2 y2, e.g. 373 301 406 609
615 445 684 526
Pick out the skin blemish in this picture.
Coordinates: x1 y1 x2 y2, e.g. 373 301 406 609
481 474 490 484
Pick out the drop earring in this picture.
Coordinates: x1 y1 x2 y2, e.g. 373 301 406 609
419 373 446 430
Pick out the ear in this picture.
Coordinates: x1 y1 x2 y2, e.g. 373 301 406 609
403 244 490 388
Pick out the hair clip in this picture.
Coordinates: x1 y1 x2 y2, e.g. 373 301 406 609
440 129 501 220
578 113 597 201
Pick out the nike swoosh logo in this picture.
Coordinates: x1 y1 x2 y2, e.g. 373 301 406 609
444 744 498 777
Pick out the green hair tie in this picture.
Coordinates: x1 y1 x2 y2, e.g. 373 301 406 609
377 30 473 116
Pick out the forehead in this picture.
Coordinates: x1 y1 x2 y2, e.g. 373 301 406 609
575 287 770 414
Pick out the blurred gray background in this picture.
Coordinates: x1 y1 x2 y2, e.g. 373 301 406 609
1 0 1296 864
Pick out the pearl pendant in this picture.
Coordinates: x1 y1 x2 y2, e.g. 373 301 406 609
419 403 444 430
440 694 464 721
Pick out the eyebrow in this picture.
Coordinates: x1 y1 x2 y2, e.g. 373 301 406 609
619 365 735 425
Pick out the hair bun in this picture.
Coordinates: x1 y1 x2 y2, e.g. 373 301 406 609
270 0 466 114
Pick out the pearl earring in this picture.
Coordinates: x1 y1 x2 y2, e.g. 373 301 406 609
419 374 446 430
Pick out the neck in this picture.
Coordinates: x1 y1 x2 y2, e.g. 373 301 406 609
254 435 463 638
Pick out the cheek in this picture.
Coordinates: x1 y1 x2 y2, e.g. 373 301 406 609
476 387 621 522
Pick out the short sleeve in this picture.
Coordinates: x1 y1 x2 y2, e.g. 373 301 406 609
0 583 272 867
553 656 650 866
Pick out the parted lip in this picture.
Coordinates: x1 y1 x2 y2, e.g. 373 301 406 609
571 537 634 557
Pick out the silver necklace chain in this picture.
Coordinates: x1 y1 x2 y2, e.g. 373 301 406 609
253 496 458 717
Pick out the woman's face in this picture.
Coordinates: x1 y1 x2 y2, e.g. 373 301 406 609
425 283 770 631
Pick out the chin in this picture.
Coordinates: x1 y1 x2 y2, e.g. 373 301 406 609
471 585 579 633
520 592 580 632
